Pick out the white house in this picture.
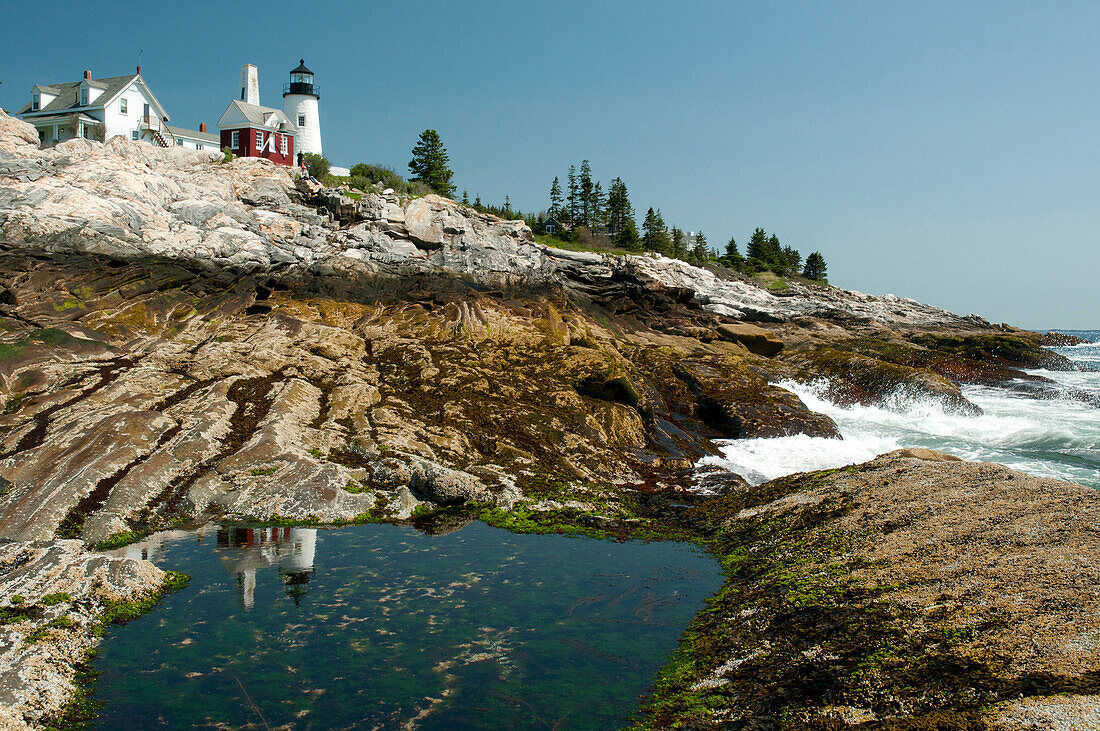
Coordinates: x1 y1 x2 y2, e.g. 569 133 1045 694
16 67 216 151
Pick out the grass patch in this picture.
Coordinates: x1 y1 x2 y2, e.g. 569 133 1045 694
92 531 147 551
249 466 278 476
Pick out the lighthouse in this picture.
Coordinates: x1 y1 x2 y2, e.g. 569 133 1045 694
282 59 321 157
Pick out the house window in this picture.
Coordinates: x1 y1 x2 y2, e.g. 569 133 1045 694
31 94 40 111
197 143 203 150
256 131 264 149
80 88 89 106
231 130 240 148
176 137 182 146
280 134 287 155
120 98 128 114
131 130 139 140
298 114 306 127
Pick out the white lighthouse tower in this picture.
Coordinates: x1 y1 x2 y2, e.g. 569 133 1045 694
282 59 322 157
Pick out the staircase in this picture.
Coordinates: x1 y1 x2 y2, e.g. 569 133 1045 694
141 114 171 148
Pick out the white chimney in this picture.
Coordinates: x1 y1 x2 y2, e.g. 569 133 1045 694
239 64 259 106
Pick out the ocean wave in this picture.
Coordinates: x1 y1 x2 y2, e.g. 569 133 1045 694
700 371 1100 490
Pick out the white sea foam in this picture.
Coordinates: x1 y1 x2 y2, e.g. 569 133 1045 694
703 358 1100 489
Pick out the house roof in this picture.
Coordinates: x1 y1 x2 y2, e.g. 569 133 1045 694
19 74 139 115
166 125 220 144
217 100 298 133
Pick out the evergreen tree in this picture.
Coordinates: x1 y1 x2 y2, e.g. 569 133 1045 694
767 234 783 269
549 177 563 219
803 252 828 281
462 190 469 205
407 129 455 197
503 195 513 218
692 231 710 264
671 227 686 259
782 245 802 276
606 177 636 246
578 160 594 227
590 181 606 231
723 236 744 269
747 227 770 262
474 194 481 208
619 218 640 250
642 208 671 254
566 165 579 224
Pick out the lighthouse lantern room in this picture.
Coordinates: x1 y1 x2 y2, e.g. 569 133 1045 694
283 59 322 157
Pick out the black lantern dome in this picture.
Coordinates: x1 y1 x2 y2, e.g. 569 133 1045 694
284 59 319 99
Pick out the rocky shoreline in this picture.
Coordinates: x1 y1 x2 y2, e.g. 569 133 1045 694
0 108 1097 728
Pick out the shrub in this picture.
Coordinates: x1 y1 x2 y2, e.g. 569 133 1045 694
302 153 329 179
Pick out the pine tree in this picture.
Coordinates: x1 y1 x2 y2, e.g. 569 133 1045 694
474 194 481 208
766 234 783 271
408 129 455 197
462 190 469 205
692 231 710 264
566 165 579 224
575 160 593 227
549 177 563 219
671 227 685 259
723 236 743 269
782 245 802 276
606 177 636 246
803 252 828 281
747 227 770 262
590 181 606 230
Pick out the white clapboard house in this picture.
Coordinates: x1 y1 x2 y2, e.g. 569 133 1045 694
16 67 218 151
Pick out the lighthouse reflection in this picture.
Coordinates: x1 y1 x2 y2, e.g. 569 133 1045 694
215 527 317 610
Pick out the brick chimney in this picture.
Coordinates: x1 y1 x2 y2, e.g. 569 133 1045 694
199 123 207 133
136 65 141 74
83 70 91 80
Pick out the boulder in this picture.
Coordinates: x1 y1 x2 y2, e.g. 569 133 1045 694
716 322 784 357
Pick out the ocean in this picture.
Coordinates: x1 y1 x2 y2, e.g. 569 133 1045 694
702 330 1100 490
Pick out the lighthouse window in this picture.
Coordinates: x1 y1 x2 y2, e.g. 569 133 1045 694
298 114 306 128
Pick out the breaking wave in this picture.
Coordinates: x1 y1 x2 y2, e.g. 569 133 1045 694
701 336 1100 489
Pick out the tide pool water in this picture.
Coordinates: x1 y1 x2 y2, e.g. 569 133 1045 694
702 330 1100 489
93 521 722 729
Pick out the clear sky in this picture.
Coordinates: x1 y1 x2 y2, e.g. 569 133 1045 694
2 1 1097 329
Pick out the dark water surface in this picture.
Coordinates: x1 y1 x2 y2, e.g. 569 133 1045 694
94 521 722 729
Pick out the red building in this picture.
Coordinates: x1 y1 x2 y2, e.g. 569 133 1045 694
216 99 298 166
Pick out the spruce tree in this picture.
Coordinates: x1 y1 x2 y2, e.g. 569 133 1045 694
782 245 802 276
692 231 710 264
671 228 685 259
549 177 563 219
566 165 579 224
579 160 594 227
747 227 770 262
408 129 455 197
803 252 827 281
724 236 744 269
591 181 606 231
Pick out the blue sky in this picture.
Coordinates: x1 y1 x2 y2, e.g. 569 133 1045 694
2 1 1097 328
